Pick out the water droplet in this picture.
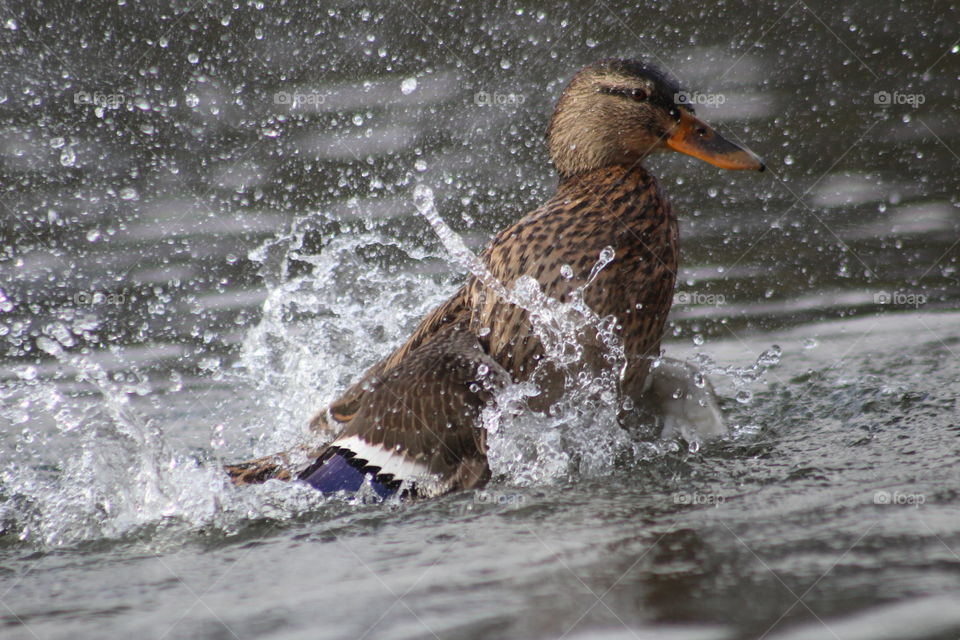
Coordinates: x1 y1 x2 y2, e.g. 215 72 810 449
210 424 226 449
803 337 819 349
5 18 18 30
119 187 139 201
36 337 61 356
352 113 364 126
16 365 37 380
401 77 417 95
59 147 76 167
500 59 512 70
185 93 200 108
560 264 574 279
50 137 65 149
187 52 200 64
85 228 101 242
692 334 704 346
735 390 753 404
220 15 231 26
784 155 795 165
707 187 719 198
414 159 427 172
586 38 598 48
169 371 183 392
413 184 434 213
757 345 782 367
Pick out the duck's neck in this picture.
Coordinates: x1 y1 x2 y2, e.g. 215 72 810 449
558 160 650 190
556 163 669 223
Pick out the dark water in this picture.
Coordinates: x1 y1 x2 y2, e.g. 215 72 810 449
2 1 960 638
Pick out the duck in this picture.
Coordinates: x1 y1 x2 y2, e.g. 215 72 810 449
225 58 764 498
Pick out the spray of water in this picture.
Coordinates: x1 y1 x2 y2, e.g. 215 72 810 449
0 330 332 548
0 183 780 547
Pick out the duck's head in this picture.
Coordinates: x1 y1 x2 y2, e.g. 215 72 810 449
547 58 764 179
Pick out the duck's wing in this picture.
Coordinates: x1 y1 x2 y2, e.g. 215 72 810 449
325 285 470 424
299 323 509 498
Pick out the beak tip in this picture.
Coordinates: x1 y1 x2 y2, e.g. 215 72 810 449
758 162 766 172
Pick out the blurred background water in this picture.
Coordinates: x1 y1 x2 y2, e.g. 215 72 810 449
1 1 959 638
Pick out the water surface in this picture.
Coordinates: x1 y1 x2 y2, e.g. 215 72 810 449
2 1 960 639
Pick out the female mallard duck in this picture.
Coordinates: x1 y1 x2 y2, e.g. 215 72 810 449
226 58 764 497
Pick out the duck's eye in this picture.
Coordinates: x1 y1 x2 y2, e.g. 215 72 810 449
629 88 648 101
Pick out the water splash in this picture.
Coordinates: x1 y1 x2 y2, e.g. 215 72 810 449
0 206 454 548
689 344 783 397
0 332 331 548
0 183 782 548
236 209 456 457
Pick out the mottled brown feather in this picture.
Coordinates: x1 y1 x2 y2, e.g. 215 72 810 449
302 324 506 495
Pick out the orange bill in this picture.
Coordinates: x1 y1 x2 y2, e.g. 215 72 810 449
665 109 764 171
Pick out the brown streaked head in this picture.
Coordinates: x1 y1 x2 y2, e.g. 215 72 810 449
546 58 764 178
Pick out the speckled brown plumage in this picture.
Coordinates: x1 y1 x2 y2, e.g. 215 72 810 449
468 164 677 401
225 58 764 495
